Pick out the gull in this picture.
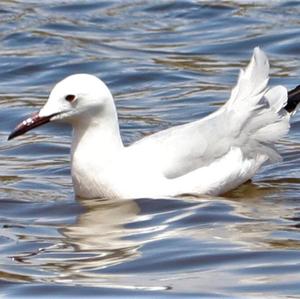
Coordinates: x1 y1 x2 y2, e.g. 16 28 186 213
8 48 300 199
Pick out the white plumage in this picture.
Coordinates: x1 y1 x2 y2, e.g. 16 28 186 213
9 47 292 199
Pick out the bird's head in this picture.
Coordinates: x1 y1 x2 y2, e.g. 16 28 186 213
8 74 114 140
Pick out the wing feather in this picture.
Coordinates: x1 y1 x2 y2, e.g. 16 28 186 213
130 47 289 179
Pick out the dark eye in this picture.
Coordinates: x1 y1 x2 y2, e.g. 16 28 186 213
65 94 76 102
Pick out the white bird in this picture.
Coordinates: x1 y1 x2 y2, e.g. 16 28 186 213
8 47 300 199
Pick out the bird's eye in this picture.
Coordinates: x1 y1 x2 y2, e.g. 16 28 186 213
65 94 76 102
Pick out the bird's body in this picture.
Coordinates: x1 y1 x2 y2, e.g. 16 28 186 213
9 48 300 199
71 108 269 199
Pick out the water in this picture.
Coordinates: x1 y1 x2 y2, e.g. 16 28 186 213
1 1 300 298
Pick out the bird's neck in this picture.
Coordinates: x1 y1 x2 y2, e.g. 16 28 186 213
71 114 124 168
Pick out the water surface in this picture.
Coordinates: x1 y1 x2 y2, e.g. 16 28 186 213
1 1 300 298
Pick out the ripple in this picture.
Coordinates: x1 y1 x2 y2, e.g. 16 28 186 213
1 1 300 298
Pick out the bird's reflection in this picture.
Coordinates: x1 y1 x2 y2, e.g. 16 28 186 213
58 197 141 271
6 196 170 290
6 179 300 290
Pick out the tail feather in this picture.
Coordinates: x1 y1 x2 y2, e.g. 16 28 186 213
244 85 290 162
264 85 287 113
226 47 269 112
225 47 271 136
225 47 291 164
285 85 300 114
223 47 300 164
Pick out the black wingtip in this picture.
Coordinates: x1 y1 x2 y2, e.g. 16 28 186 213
285 85 300 113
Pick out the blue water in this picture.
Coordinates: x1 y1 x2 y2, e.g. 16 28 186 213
1 1 300 298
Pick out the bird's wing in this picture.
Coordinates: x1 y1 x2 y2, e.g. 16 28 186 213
131 109 233 178
130 47 289 179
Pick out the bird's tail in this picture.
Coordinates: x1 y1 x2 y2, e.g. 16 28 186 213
225 47 291 163
285 85 300 114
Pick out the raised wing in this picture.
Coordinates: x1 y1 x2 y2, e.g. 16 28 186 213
130 47 288 179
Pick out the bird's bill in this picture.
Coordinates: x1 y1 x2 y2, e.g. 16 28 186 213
8 112 56 140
